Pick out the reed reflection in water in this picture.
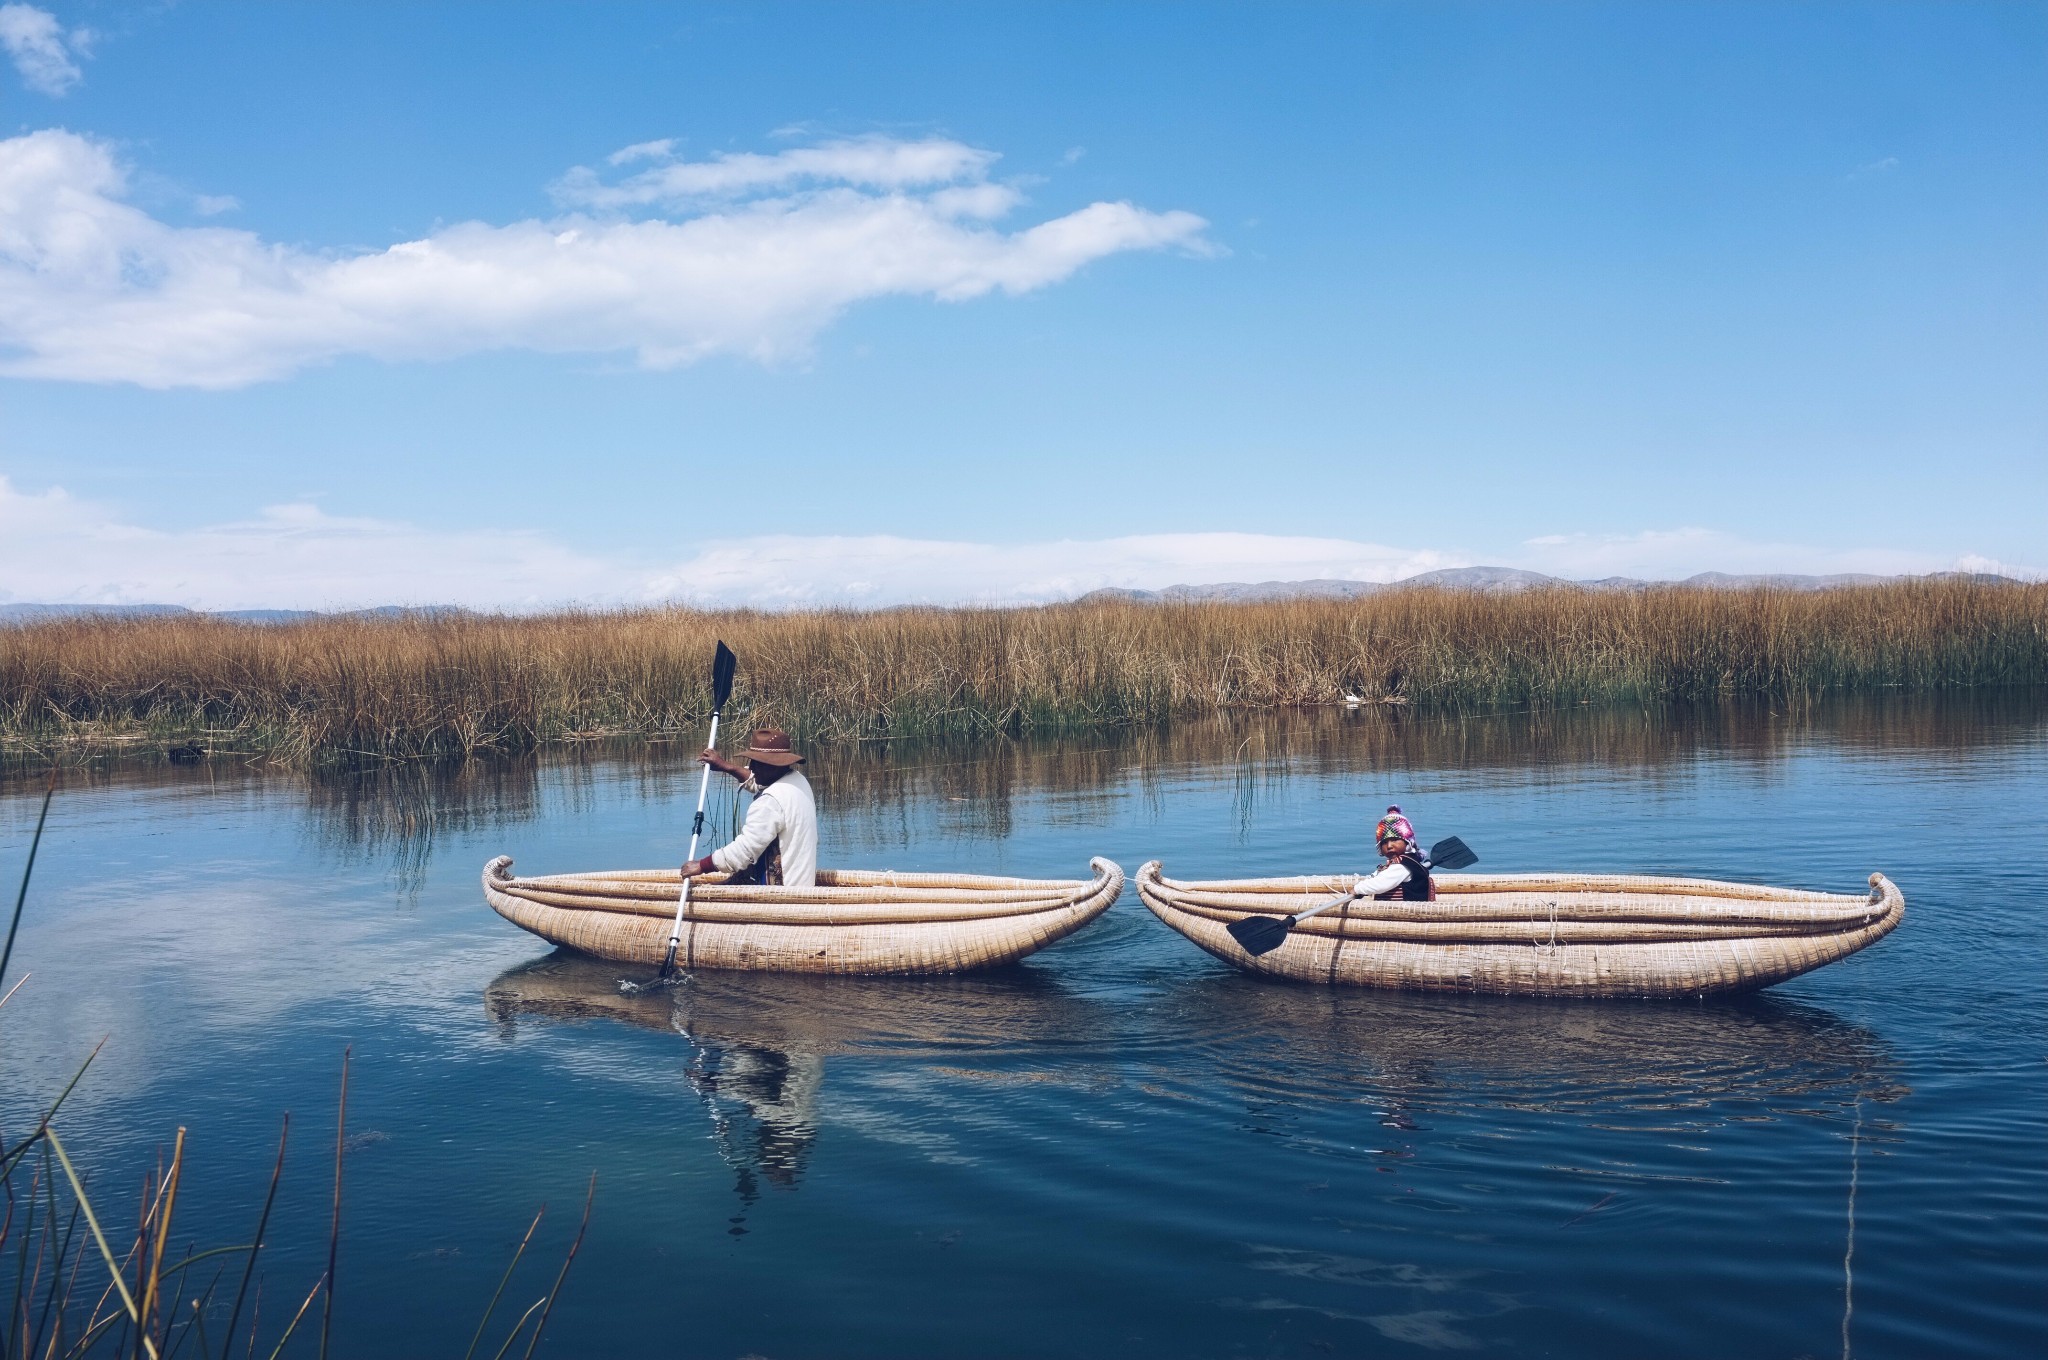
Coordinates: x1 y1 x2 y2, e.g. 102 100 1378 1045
265 686 2047 880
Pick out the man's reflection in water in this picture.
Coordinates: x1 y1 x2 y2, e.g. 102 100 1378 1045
483 955 831 1228
684 1036 824 1224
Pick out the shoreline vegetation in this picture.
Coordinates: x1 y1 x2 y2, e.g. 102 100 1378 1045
2 580 2042 767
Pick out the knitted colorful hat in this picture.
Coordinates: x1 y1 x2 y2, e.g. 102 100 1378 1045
1375 805 1416 847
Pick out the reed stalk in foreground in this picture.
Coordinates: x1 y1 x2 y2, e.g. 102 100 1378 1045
0 794 594 1356
2 579 2042 764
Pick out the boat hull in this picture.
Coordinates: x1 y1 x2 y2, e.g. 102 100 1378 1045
484 857 1123 974
1135 861 1903 998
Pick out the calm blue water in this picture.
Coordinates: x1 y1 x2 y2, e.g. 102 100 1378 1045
2 697 2043 1358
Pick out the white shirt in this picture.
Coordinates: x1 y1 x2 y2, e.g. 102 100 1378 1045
1352 860 1412 898
711 768 818 888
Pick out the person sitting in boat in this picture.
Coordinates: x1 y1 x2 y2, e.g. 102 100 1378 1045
1352 806 1434 902
680 728 819 888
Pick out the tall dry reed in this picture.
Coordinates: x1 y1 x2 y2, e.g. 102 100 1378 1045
2 580 2041 764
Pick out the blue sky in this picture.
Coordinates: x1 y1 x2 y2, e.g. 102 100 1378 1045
1 1 2042 608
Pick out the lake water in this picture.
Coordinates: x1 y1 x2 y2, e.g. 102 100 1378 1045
2 695 2043 1358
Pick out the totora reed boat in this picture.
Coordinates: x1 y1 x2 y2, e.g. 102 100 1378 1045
483 856 1124 974
1135 861 1904 998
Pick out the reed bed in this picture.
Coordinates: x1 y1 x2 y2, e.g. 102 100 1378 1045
2 579 2041 764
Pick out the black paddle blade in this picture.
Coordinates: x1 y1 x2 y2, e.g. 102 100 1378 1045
1428 836 1478 871
711 641 737 710
1226 913 1296 957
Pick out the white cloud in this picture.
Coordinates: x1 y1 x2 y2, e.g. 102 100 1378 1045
0 476 1452 611
0 4 84 96
644 532 1463 607
606 138 677 166
0 129 1211 389
0 476 621 611
553 135 1000 208
1515 527 1972 580
3 478 2031 612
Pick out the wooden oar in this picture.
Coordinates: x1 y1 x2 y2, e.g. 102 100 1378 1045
645 641 737 984
1225 836 1478 957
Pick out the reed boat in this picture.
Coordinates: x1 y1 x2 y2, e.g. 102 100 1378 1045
482 856 1123 974
1134 861 1904 998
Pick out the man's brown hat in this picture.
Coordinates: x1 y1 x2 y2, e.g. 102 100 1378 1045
740 728 804 766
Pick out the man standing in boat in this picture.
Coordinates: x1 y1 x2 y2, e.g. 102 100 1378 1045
681 728 819 888
1352 805 1435 901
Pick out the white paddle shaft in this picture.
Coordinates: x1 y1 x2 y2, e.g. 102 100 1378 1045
1289 894 1354 925
665 708 723 952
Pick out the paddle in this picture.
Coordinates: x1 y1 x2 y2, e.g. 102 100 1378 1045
651 641 737 982
1224 836 1478 957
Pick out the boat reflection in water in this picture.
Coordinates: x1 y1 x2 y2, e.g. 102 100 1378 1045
482 951 1115 1217
1156 974 1908 1127
487 949 1905 1211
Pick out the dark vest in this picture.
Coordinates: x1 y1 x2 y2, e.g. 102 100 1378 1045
722 837 784 887
1373 853 1435 902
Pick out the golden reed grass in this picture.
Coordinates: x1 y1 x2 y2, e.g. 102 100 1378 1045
2 579 2042 764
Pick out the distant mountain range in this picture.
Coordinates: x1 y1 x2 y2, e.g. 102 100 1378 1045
1076 566 2025 604
0 603 461 624
1 567 2026 622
